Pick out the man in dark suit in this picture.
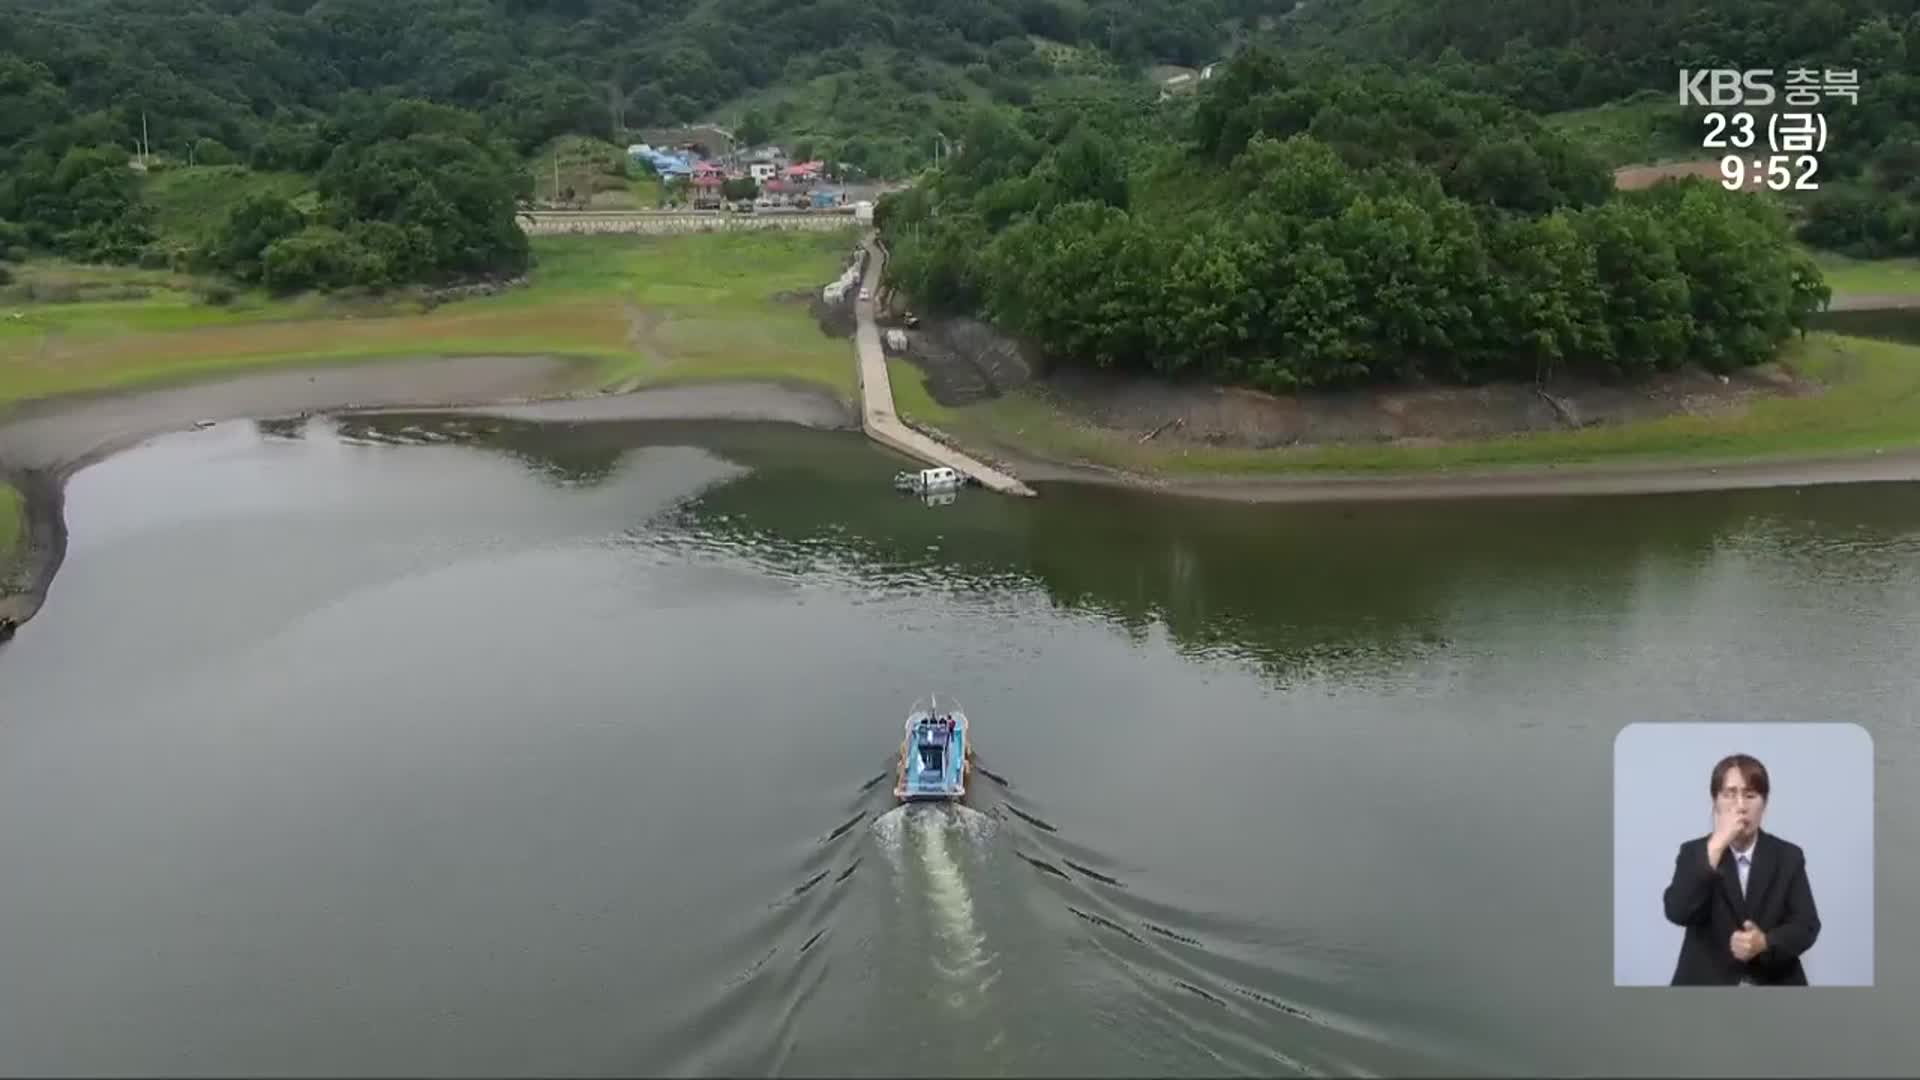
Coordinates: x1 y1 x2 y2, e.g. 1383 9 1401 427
1663 753 1822 985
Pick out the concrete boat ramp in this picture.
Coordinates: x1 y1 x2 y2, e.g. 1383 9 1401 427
854 237 1036 497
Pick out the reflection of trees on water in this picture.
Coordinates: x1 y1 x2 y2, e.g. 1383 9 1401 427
326 413 632 487
669 465 1920 688
274 412 1920 687
253 416 310 441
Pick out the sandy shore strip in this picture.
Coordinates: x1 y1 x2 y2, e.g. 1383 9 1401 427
1000 446 1920 502
1826 293 1920 311
404 379 855 429
0 357 857 632
0 356 851 474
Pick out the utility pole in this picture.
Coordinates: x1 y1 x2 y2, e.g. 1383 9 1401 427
140 110 149 166
553 148 562 206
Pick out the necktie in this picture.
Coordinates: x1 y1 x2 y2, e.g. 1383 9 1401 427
1735 854 1757 985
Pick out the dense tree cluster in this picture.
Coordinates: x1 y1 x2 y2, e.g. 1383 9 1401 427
1279 0 1920 256
0 0 1283 159
0 63 532 290
0 0 1278 283
206 99 532 292
880 52 1829 391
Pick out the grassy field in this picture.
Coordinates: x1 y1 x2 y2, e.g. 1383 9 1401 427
141 166 317 248
1548 94 1702 168
0 230 859 409
1813 252 1920 296
0 481 19 561
891 332 1920 476
530 135 670 208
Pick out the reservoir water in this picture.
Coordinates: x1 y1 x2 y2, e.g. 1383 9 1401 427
1 413 1916 1076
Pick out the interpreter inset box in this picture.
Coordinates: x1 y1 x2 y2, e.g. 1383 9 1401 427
1613 722 1873 987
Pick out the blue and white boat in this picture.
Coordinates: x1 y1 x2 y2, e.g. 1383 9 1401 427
894 695 971 802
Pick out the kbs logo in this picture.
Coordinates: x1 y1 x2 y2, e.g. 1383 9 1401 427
1679 69 1776 107
1681 68 1862 107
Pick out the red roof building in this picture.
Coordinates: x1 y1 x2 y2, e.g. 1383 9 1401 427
783 160 825 186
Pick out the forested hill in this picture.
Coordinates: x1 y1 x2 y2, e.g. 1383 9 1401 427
1279 0 1920 258
1 0 1288 163
1278 0 1918 113
878 50 1831 395
0 0 1290 287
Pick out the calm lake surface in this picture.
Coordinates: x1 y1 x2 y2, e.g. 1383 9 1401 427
2 414 1917 1077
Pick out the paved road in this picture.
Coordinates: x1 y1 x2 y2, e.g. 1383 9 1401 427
854 238 1035 497
519 210 859 235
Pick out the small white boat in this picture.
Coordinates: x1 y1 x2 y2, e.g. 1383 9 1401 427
892 466 964 495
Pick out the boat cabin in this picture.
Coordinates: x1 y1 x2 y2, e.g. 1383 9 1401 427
893 466 964 494
916 715 955 771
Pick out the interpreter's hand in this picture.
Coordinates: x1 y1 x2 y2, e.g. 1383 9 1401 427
1708 802 1741 865
1730 920 1768 962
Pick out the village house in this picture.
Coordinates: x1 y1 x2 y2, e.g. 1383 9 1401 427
757 159 827 206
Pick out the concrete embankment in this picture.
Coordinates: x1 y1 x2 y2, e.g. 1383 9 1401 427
854 238 1036 497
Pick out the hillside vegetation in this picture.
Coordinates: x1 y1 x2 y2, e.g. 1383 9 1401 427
1278 0 1920 256
879 50 1829 393
5 0 1917 299
0 0 1290 288
2 0 1285 171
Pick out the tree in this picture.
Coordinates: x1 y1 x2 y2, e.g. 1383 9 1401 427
737 107 771 148
314 99 530 280
261 225 383 293
1037 124 1128 210
208 193 307 280
880 60 1831 394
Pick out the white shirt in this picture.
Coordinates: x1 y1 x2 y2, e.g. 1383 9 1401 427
1730 837 1756 896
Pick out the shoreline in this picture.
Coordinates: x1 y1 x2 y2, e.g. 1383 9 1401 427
982 441 1920 502
0 356 858 634
8 345 1920 634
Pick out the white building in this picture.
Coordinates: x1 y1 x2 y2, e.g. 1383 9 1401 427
854 200 874 224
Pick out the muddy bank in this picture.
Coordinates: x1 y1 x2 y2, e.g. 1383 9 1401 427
0 356 858 634
892 310 1816 447
1828 293 1920 311
1027 363 1816 449
0 470 62 634
995 446 1920 503
388 381 855 429
883 307 1920 502
893 316 1039 405
0 355 586 473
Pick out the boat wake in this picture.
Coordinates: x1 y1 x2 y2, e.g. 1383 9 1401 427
653 761 1486 1077
871 803 1001 1000
646 781 880 1075
963 762 1493 1078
